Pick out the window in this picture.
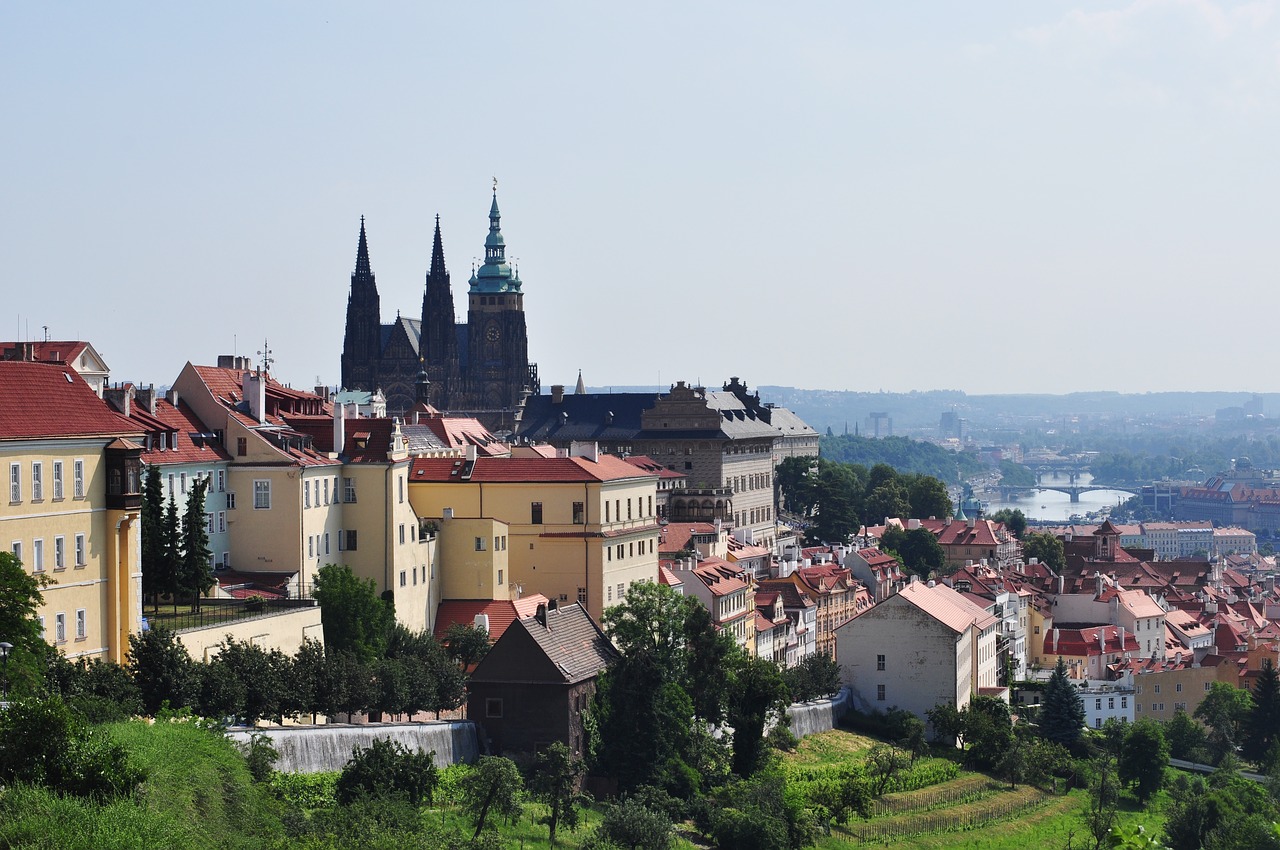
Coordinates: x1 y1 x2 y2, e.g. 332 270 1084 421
617 582 624 600
237 437 247 457
1121 696 1128 708
344 478 356 503
324 533 330 555
253 480 271 509
308 537 314 558
206 512 214 534
37 615 44 640
531 502 543 524
486 698 503 718
605 502 610 522
494 536 500 551
180 472 187 494
627 499 632 520
399 524 406 544
345 530 358 550
338 529 345 551
615 500 620 521
648 495 653 517
323 479 329 505
222 552 230 568
168 473 175 493
877 654 886 671
31 462 42 501
33 539 44 572
54 536 65 569
74 534 85 567
76 609 86 640
73 459 84 498
1095 718 1102 729
227 492 236 510
398 476 404 504
578 587 587 605
55 612 66 643
304 482 311 508
877 684 886 701
217 469 225 492
498 569 504 585
52 461 64 499
9 463 20 502
607 585 613 602
10 542 20 562
684 461 692 470
1205 682 1212 691
1154 684 1161 694
475 537 486 551
1176 683 1183 693
400 571 407 587
218 512 226 533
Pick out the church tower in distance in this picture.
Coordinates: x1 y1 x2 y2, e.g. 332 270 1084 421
420 215 461 408
340 217 381 393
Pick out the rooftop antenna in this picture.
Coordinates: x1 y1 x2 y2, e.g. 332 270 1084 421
256 339 273 375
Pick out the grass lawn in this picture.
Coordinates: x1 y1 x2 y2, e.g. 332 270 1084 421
785 728 878 767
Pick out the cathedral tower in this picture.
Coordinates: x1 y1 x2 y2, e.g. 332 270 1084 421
340 217 381 392
464 188 537 410
420 215 461 408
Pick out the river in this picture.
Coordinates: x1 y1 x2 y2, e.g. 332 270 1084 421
978 472 1136 524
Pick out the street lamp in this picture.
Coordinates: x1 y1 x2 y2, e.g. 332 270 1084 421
0 641 12 703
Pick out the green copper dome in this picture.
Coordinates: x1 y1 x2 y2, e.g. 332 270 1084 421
470 190 522 293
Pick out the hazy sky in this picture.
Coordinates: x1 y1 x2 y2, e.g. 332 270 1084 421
5 2 1280 397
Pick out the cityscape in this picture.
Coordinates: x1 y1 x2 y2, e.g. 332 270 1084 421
6 3 1280 849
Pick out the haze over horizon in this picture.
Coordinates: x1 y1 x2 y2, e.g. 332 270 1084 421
6 2 1280 397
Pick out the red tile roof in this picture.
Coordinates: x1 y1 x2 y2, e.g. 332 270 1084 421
133 399 231 464
433 595 550 643
0 362 137 440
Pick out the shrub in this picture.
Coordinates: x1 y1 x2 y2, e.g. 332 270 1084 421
240 732 280 782
337 737 438 806
0 695 143 800
594 797 673 850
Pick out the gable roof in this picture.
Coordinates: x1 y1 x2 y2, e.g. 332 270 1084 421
433 594 549 643
847 580 999 634
0 361 137 440
469 603 618 685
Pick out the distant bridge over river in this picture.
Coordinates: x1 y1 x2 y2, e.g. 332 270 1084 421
998 484 1137 504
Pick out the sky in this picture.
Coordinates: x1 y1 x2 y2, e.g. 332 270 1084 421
4 2 1280 397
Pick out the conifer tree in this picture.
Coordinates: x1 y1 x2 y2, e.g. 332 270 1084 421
162 490 182 613
1245 657 1280 766
140 465 166 611
180 476 213 611
1038 657 1085 748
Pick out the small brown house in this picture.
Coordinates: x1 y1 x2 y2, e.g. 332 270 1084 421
467 602 618 757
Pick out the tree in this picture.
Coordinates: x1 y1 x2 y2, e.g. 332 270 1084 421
140 465 170 611
1164 708 1207 761
337 736 438 806
461 755 524 838
775 456 819 518
987 508 1028 539
1245 658 1280 767
162 491 182 611
905 474 953 522
1082 755 1121 850
811 461 865 543
964 696 1013 771
0 551 46 698
179 476 214 610
1038 658 1085 748
879 526 947 578
443 622 490 669
925 702 965 746
127 626 197 715
863 482 911 529
528 741 585 845
1195 681 1252 763
727 655 790 777
313 564 394 662
1119 717 1170 802
592 797 672 850
866 743 908 794
215 638 288 724
1022 531 1065 571
782 652 840 703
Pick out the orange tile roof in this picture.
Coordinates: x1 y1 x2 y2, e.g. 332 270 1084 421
433 594 549 643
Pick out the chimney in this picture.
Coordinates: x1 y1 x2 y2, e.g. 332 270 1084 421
551 384 565 404
535 603 548 629
243 371 266 423
334 397 346 454
1053 628 1060 653
165 388 180 408
967 516 976 529
103 383 133 417
1057 575 1065 595
945 516 953 527
135 383 157 415
569 440 599 462
908 518 921 530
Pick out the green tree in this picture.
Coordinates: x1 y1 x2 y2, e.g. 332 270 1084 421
987 508 1028 538
1164 708 1207 761
964 695 1013 770
0 551 46 698
775 456 819 518
925 702 965 746
1022 531 1065 571
337 736 438 806
905 474 953 521
1245 658 1280 766
528 741 585 845
811 461 865 543
313 563 394 662
461 755 524 839
863 481 911 528
1082 755 1121 850
1119 717 1170 802
443 622 490 668
179 476 214 611
1038 658 1085 749
592 797 672 850
782 651 840 703
1195 681 1253 763
879 525 947 578
215 638 288 724
162 491 182 611
140 464 169 611
727 655 790 777
866 743 909 794
127 626 197 715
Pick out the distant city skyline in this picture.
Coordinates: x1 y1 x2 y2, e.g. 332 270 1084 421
6 2 1280 396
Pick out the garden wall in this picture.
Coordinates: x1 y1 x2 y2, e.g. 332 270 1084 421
786 686 852 738
227 720 479 773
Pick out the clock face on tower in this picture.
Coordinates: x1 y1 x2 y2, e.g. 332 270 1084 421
486 324 501 343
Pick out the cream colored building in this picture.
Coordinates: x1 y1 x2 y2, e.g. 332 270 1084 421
408 446 659 620
835 579 1002 724
1 361 144 664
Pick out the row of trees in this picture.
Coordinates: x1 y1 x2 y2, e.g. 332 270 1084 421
141 466 215 612
776 458 953 544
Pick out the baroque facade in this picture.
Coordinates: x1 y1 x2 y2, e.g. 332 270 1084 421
341 190 539 423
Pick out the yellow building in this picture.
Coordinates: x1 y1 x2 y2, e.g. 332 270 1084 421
408 446 659 621
0 361 144 663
